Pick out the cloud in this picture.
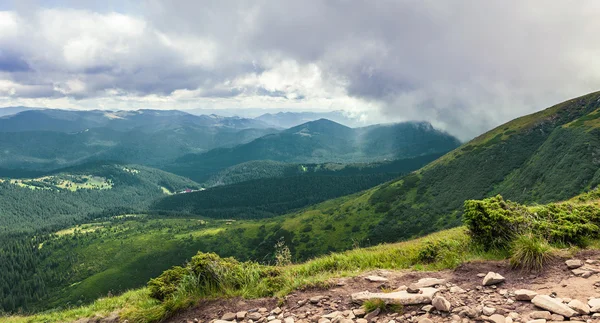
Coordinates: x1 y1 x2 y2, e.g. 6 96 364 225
0 1 600 139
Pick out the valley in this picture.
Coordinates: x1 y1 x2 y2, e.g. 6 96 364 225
2 92 600 323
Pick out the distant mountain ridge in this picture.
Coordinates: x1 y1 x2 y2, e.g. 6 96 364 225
255 110 364 128
168 119 461 182
0 109 270 133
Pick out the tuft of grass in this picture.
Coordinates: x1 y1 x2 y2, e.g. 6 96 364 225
362 298 403 314
509 233 554 271
362 299 386 313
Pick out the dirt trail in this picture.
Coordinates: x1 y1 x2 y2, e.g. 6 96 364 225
166 251 600 323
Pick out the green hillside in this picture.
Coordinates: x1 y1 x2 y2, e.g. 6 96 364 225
0 162 199 235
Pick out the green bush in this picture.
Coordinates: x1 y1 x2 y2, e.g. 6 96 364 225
463 195 529 249
148 266 188 301
509 234 553 271
148 252 284 302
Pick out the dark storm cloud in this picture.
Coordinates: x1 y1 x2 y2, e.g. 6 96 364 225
1 1 599 139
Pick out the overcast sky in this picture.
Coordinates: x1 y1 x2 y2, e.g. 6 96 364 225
1 1 599 139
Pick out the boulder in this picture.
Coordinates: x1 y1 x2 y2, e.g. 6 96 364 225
482 272 505 286
365 275 388 282
567 299 590 314
515 289 537 301
432 296 451 312
414 278 447 288
351 288 438 305
565 259 584 269
531 295 577 317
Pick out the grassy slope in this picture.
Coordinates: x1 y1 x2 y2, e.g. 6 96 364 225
1 227 484 323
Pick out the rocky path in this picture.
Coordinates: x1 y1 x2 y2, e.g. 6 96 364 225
166 251 600 323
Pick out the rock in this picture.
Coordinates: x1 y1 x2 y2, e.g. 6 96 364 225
529 311 552 320
421 305 434 312
581 271 594 278
572 269 594 277
248 313 263 320
267 316 277 321
568 299 591 314
432 296 451 312
483 272 505 286
487 314 507 323
586 259 597 264
526 320 546 323
318 319 331 323
589 298 600 308
284 318 294 323
271 320 281 323
310 296 326 304
550 314 564 321
565 259 584 269
237 312 248 320
356 320 368 323
459 308 477 318
351 288 438 305
414 278 446 288
483 307 497 316
353 308 366 317
222 313 237 321
259 308 269 313
215 321 235 323
450 286 466 294
593 313 600 318
365 275 388 282
477 273 487 278
272 308 282 315
322 312 343 319
531 295 577 318
407 285 420 293
508 313 519 319
515 289 537 301
591 305 600 313
364 308 381 321
418 318 433 323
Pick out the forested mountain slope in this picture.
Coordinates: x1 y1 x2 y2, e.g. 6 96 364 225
0 162 199 235
168 119 460 182
277 91 600 244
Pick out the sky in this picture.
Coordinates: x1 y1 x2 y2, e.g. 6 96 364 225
0 1 599 140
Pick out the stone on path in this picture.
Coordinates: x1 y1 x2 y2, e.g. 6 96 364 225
351 288 438 305
531 295 577 318
317 319 330 323
482 272 505 286
221 313 237 321
515 289 537 301
310 296 326 304
356 319 368 323
418 318 433 323
215 321 235 323
589 298 600 308
365 275 388 282
236 311 247 320
565 259 584 269
449 286 466 294
482 306 496 316
248 312 263 320
363 308 380 321
431 296 451 312
591 305 600 313
352 308 366 317
526 320 546 323
284 318 294 323
567 299 590 314
529 311 552 320
414 278 446 288
322 311 343 319
550 314 564 321
485 314 506 323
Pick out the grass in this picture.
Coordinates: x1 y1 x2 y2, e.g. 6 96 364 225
0 227 495 323
509 234 554 271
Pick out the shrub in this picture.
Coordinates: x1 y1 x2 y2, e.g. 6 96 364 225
463 195 529 249
148 252 284 301
148 266 188 301
509 234 553 271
